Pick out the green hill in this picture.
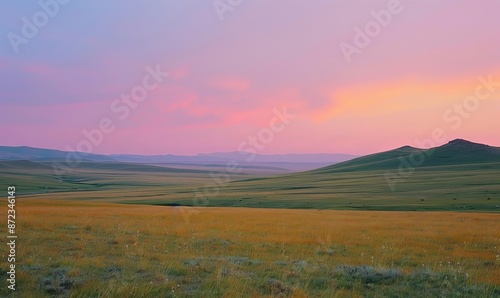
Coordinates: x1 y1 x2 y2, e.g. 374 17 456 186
10 139 500 212
312 139 500 174
154 139 500 211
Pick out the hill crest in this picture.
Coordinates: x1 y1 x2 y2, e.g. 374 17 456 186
313 139 500 173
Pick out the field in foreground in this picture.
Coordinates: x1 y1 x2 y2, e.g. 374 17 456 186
2 200 500 297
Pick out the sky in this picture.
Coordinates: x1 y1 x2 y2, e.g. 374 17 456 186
1 0 499 155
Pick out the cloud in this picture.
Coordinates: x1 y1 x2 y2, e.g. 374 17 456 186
313 75 500 123
2 1 500 154
207 77 250 91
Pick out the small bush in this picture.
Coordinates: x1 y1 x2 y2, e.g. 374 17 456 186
263 278 294 297
39 267 82 295
335 265 402 284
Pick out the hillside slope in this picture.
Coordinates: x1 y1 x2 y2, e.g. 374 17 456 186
312 139 500 174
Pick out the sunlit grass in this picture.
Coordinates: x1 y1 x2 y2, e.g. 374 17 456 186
2 199 499 297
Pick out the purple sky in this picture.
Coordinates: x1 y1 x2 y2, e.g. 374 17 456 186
1 0 499 155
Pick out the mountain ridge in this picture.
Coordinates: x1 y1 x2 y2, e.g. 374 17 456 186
1 139 498 172
0 145 357 171
312 139 500 174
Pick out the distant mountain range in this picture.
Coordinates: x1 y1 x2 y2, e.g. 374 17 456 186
0 146 358 172
111 152 356 164
1 139 498 173
0 146 115 162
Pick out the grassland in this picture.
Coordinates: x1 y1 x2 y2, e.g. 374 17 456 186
2 199 499 297
3 140 500 212
2 142 499 296
9 161 500 212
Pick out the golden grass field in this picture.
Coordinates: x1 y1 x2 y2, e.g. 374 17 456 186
3 199 499 297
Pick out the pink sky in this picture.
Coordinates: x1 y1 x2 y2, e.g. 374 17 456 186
1 0 499 155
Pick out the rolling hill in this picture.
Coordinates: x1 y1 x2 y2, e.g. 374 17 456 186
6 139 500 212
312 139 500 174
144 139 499 211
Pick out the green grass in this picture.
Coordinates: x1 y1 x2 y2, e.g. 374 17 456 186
3 160 500 212
2 139 500 211
313 139 500 173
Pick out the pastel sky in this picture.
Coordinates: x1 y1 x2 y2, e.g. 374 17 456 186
1 0 499 155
